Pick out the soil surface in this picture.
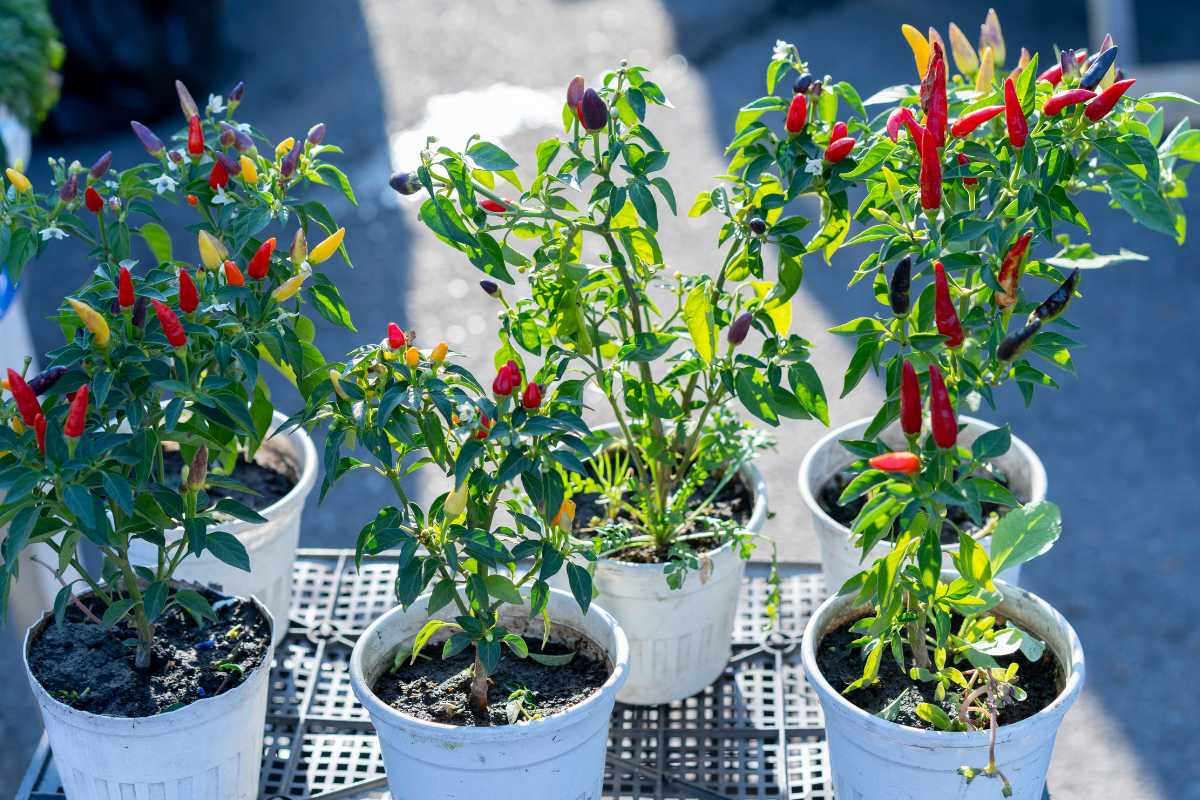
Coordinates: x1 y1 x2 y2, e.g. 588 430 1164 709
27 591 270 717
162 447 297 512
818 467 1019 544
815 617 1062 731
374 637 610 726
572 470 755 563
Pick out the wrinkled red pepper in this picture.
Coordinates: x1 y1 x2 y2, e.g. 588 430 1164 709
1085 78 1137 122
1043 88 1096 117
152 300 188 348
1004 78 1028 148
187 115 204 156
6 368 42 426
248 237 276 280
927 364 957 449
900 359 922 436
934 261 964 347
950 105 1004 138
995 232 1033 308
921 43 947 147
919 128 942 211
868 451 921 476
178 269 199 314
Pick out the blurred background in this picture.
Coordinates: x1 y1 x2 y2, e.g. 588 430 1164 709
2 0 1198 797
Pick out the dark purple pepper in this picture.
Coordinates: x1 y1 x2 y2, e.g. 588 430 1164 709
480 279 499 296
388 170 422 195
889 256 912 316
1060 48 1081 81
280 140 301 178
168 150 184 165
175 79 199 120
566 75 586 108
28 366 67 395
1031 269 1080 323
132 296 148 329
997 318 1041 362
89 151 113 180
306 122 326 145
110 297 121 316
578 88 609 132
131 121 164 155
219 122 237 148
58 173 78 203
233 129 255 153
216 152 241 176
792 72 815 94
728 312 753 345
1080 46 1118 90
748 217 767 235
809 79 823 97
228 81 245 106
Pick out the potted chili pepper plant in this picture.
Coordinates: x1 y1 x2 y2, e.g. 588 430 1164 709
722 12 1193 798
2 79 357 644
297 329 627 798
394 62 825 704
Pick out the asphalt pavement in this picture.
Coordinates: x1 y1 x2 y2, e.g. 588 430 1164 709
3 1 1198 797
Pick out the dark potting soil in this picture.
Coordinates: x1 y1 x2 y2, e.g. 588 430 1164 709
374 637 610 726
571 470 755 564
162 447 297 512
818 468 1019 544
27 591 270 717
814 617 1062 731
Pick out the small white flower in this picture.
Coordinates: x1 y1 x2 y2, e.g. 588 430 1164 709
38 225 66 241
234 122 252 134
149 174 178 194
211 187 235 206
206 94 227 115
772 39 794 61
804 159 824 176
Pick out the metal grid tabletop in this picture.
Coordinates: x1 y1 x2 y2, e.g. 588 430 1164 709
16 548 1052 799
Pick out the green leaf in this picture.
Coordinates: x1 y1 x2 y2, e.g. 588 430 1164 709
100 598 135 629
140 223 173 265
173 589 216 625
467 141 519 171
735 368 779 425
315 164 357 205
484 574 523 605
143 581 169 622
528 649 576 667
989 501 1061 574
566 562 592 613
205 531 251 572
954 531 992 586
412 619 455 660
915 703 955 731
683 284 716 363
215 498 268 524
971 425 1011 461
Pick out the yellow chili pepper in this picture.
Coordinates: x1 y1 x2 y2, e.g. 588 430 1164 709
430 342 448 364
5 168 32 193
11 417 26 434
975 46 995 93
551 498 576 529
330 369 351 400
271 272 308 302
240 155 258 184
404 347 420 368
927 27 945 64
197 230 227 270
900 24 931 78
947 22 979 76
67 298 111 348
443 486 469 519
290 228 307 266
275 137 295 157
308 227 345 265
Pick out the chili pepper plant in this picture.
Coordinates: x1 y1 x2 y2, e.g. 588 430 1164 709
397 62 826 583
298 330 595 716
0 80 355 674
720 11 1194 794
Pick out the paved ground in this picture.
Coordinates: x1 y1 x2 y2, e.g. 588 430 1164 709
4 1 1199 797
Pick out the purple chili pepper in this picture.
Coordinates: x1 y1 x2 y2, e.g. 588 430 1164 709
219 122 237 149
58 173 79 203
216 152 241 176
280 140 301 179
130 121 164 155
306 122 326 145
89 151 113 180
132 296 147 329
388 170 421 195
228 81 245 107
233 129 255 154
728 312 753 345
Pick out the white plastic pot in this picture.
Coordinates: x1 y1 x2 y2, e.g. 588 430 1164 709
23 598 274 800
129 411 317 645
799 416 1047 595
351 587 628 800
801 579 1084 800
560 444 768 706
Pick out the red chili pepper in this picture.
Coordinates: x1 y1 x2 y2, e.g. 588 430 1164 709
1004 78 1028 148
950 105 1004 138
886 107 914 142
387 322 406 349
208 160 229 190
1085 78 1136 122
505 360 522 386
34 413 46 455
830 121 848 141
995 232 1033 308
824 137 856 163
493 366 515 397
934 261 964 347
900 360 922 436
248 237 276 280
7 368 42 426
1037 51 1086 86
927 365 957 449
178 269 199 314
118 266 135 308
919 128 942 211
785 93 807 134
84 186 104 214
521 382 543 410
921 44 947 147
868 451 921 476
186 194 199 206
475 413 492 440
64 384 89 439
1042 88 1096 117
480 198 508 213
223 260 245 286
957 153 977 186
151 300 188 348
187 115 204 156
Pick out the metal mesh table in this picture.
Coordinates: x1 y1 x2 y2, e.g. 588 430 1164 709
16 548 1049 799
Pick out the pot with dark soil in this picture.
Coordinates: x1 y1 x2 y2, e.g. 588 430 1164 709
554 420 769 706
129 411 317 646
799 415 1046 595
22 590 274 799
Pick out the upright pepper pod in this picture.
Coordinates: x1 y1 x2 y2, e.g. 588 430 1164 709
921 44 948 146
64 384 89 440
271 272 308 302
947 22 979 75
785 94 807 134
7 369 43 427
521 382 543 410
728 312 753 345
404 347 420 369
308 228 345 264
330 369 351 400
431 342 448 364
974 47 995 93
1080 45 1118 90
187 115 204 156
151 300 188 349
1004 78 1028 148
492 365 515 397
208 160 229 190
933 261 964 347
118 266 135 309
566 75 586 109
130 121 164 155
89 151 113 180
979 8 1005 67
995 232 1033 308
178 270 199 314
551 498 576 530
223 260 245 286
240 155 258 184
59 173 79 204
1031 269 1080 322
927 364 957 449
868 451 921 476
5 168 31 193
1038 50 1086 86
306 123 327 146
198 230 227 270
918 128 942 211
280 139 302 179
831 121 848 141
67 299 111 348
291 229 308 266
388 322 406 350
900 24 931 77
900 360 922 436
950 105 1004 138
248 237 276 279
84 186 104 214
889 257 911 316
175 80 199 119
1085 78 1136 121
578 89 608 132
443 486 469 519
997 318 1042 362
